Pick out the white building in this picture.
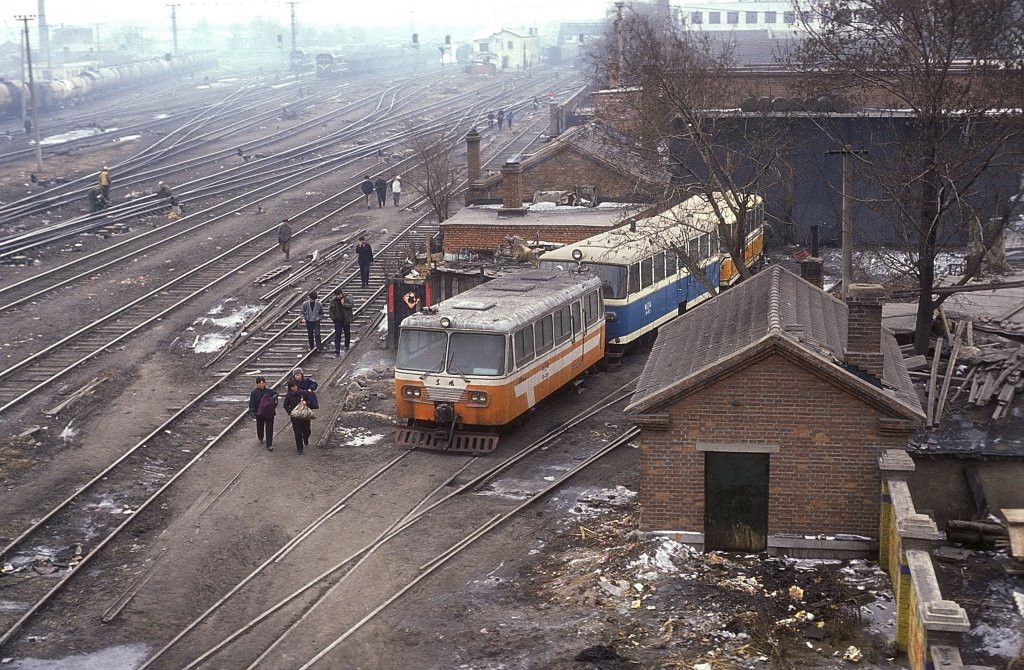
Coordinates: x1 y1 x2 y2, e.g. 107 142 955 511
473 28 542 70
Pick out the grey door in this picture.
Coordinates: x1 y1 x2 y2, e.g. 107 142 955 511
704 451 769 552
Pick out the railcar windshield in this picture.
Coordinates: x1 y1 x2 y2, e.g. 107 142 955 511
587 263 628 299
397 329 447 372
448 333 506 376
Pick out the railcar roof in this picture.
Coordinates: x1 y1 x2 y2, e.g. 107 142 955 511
401 270 602 333
540 193 761 266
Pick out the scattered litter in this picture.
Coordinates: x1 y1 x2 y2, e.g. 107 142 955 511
842 645 863 662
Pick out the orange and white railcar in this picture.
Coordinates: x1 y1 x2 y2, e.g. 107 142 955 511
394 269 605 453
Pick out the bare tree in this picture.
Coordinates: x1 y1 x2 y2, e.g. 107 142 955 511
792 0 1024 354
400 122 466 224
584 10 791 290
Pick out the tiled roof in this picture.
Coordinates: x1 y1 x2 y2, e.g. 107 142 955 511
626 265 923 420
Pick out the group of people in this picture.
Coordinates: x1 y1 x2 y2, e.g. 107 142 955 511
85 166 179 216
248 367 319 454
299 284 357 355
487 109 514 130
359 175 402 209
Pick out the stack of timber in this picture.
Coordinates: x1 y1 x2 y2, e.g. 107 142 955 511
966 346 1024 419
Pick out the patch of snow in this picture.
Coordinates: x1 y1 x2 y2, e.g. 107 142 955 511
193 333 230 353
58 420 76 445
5 643 150 669
967 621 1024 659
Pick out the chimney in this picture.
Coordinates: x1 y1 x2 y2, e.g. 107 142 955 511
845 283 885 380
800 258 824 289
498 161 528 216
466 128 481 183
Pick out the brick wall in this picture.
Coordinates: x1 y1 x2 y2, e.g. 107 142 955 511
639 354 911 536
472 148 656 204
441 222 611 252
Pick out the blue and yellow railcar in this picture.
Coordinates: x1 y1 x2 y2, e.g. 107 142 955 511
539 193 764 347
394 269 604 453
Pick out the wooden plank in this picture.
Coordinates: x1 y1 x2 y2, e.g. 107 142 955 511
935 322 965 424
950 365 978 404
926 337 944 426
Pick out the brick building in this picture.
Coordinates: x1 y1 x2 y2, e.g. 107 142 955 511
624 266 924 556
442 121 665 255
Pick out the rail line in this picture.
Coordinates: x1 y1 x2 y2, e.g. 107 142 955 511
137 378 639 669
0 83 570 650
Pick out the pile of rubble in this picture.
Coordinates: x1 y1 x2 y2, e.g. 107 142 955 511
527 506 897 668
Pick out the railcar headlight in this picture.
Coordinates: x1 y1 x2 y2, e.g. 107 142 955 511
402 385 422 398
605 311 617 322
468 391 489 404
439 316 453 328
571 249 584 261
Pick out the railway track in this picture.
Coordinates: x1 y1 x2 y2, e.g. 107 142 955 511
136 378 640 669
0 101 561 648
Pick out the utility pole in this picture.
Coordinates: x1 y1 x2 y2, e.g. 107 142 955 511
287 1 298 77
94 23 101 67
167 4 180 56
36 0 51 80
826 146 867 299
20 26 27 126
16 15 43 172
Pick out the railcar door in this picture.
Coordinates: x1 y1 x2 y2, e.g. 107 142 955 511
704 451 768 552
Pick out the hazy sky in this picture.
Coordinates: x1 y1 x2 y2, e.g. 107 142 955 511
3 0 613 39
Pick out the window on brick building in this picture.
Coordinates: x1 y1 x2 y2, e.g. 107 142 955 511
690 11 703 24
727 11 739 24
480 43 490 53
653 252 666 282
708 11 720 24
764 11 777 23
535 315 554 355
507 40 514 49
746 11 758 24
513 325 535 367
784 11 795 24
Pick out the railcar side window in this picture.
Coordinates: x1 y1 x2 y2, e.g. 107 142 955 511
536 315 554 355
628 263 640 294
584 291 601 327
699 234 710 259
513 325 535 367
688 237 700 260
653 252 666 282
554 306 573 344
640 258 653 289
666 250 677 276
571 302 582 335
396 329 447 372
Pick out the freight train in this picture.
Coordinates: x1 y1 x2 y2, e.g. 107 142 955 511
0 52 217 119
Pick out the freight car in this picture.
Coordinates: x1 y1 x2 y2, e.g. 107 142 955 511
394 269 605 453
538 193 765 348
0 52 216 119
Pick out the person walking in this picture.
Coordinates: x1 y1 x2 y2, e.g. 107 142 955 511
98 166 111 198
360 176 374 209
487 111 495 128
356 237 374 288
291 367 319 397
88 187 106 213
248 377 278 451
391 175 402 207
496 109 504 130
301 292 325 351
283 381 312 454
278 219 293 260
506 110 514 129
329 288 354 354
373 176 387 208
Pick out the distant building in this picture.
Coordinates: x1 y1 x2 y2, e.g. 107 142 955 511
473 28 541 70
678 0 822 33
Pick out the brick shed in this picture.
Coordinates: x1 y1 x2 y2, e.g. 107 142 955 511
624 266 925 557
